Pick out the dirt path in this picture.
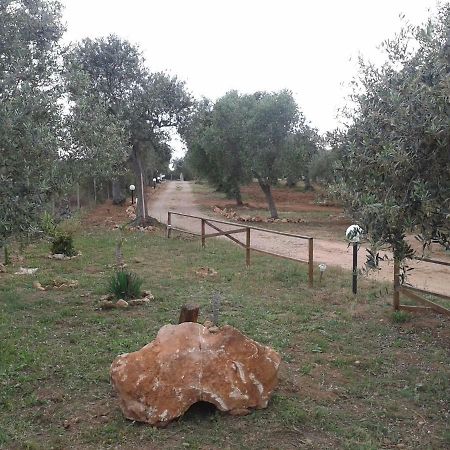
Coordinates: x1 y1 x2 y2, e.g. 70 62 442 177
148 181 450 296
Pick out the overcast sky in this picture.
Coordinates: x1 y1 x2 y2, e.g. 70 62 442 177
61 0 439 155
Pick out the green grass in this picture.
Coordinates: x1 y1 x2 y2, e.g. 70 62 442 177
0 225 449 449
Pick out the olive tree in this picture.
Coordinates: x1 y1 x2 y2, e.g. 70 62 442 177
244 90 299 218
65 35 192 223
332 4 450 269
0 0 64 244
183 93 251 205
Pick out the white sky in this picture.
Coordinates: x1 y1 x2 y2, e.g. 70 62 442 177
61 0 440 156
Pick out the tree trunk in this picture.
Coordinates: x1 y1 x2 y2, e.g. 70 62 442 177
257 178 278 219
130 143 147 224
286 176 297 188
76 182 80 209
112 178 126 205
93 178 97 204
235 188 243 206
304 170 314 191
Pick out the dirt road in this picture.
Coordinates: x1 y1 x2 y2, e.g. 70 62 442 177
148 181 450 296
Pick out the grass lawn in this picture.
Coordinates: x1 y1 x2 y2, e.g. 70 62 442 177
0 223 449 449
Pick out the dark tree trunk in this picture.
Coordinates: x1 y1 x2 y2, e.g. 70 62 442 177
235 188 243 206
112 179 126 205
257 178 278 219
286 176 297 188
304 171 314 191
130 143 147 224
93 178 97 204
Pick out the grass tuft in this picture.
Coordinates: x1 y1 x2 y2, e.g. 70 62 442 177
108 269 143 300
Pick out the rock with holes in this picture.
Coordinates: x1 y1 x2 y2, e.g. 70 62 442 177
110 322 281 426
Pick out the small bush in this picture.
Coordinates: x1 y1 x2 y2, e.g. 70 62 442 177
108 270 143 300
51 233 76 257
392 310 411 323
4 246 10 265
41 211 57 238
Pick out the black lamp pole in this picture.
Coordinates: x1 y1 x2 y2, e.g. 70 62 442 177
352 242 358 294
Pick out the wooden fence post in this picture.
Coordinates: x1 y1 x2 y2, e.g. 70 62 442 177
167 211 172 238
246 227 251 267
201 219 206 248
308 238 314 287
393 260 400 310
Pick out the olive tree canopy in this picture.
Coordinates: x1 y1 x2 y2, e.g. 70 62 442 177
332 5 450 267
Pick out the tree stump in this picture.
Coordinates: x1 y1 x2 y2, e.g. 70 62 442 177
178 304 200 324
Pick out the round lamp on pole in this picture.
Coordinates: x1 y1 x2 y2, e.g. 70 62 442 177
129 184 136 205
346 225 363 294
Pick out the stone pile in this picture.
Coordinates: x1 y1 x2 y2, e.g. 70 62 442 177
213 206 304 224
99 290 155 310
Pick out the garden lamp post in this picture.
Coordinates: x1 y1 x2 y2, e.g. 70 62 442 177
129 184 136 205
346 225 363 294
318 263 327 283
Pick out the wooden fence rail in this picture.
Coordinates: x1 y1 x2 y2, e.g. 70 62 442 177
167 210 314 287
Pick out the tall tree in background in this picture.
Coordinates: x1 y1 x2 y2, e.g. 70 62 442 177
183 93 251 205
65 35 192 223
332 4 450 269
0 0 64 243
282 123 321 190
245 90 299 218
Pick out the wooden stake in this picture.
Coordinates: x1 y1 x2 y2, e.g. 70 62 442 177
308 238 314 287
201 219 206 248
393 260 400 310
246 227 251 267
178 304 200 323
167 212 172 238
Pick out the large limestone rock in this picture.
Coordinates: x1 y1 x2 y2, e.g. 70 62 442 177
110 322 281 425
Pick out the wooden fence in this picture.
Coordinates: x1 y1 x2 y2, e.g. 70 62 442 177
393 258 450 316
167 211 314 286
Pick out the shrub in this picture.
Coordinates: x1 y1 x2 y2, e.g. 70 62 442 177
51 233 76 257
41 211 57 238
108 270 143 300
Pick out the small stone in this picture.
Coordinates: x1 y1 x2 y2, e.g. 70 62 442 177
0 263 6 273
208 326 219 333
142 290 154 299
14 267 38 275
195 267 218 277
63 420 70 429
128 298 151 306
100 300 116 310
354 360 361 365
33 281 46 291
203 320 214 329
229 408 251 416
52 253 66 260
133 257 144 263
100 294 114 301
116 299 129 308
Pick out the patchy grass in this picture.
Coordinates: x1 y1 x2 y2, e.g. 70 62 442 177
0 221 449 450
